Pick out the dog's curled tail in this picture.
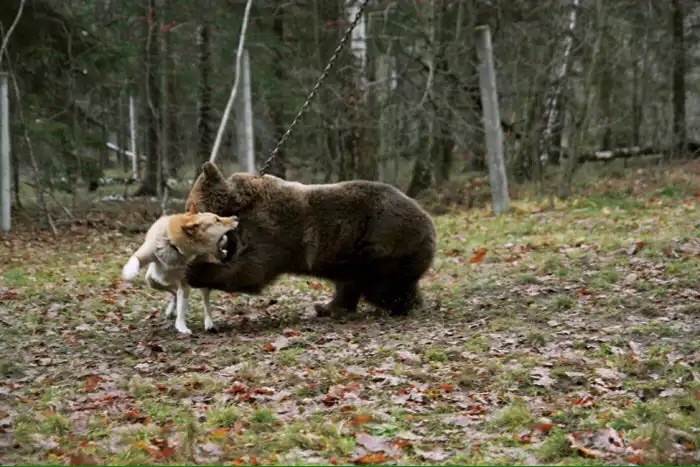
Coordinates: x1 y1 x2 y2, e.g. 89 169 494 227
122 238 157 281
122 255 141 280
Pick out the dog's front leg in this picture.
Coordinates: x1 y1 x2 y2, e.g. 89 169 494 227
174 282 192 335
201 288 216 332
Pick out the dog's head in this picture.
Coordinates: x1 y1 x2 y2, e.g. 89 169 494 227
169 212 239 257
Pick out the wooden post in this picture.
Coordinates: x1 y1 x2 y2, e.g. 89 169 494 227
475 25 510 215
0 72 10 232
235 48 255 174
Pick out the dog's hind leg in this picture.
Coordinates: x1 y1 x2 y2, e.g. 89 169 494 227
201 288 217 332
145 263 178 318
174 282 192 335
164 293 177 318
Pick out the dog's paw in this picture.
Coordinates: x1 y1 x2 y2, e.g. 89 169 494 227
204 317 217 332
175 321 193 335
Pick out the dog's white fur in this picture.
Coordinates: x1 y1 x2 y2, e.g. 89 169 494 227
121 212 237 334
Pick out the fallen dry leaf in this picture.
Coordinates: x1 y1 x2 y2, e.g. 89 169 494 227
626 241 645 255
209 427 230 440
595 367 623 381
352 451 387 465
592 427 624 452
66 452 100 465
355 433 391 453
0 290 18 300
468 247 488 264
414 447 448 461
396 350 420 363
533 421 554 433
443 414 474 427
351 414 372 425
273 335 290 351
567 433 603 459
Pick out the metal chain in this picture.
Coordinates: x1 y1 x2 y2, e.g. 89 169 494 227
259 0 371 176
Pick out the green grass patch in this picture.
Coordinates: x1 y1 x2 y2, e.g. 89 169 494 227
537 428 573 462
486 399 533 431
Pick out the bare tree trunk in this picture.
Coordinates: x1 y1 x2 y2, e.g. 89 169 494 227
163 19 179 178
376 54 396 182
432 0 455 185
156 0 169 198
407 0 438 196
117 92 126 173
196 20 212 177
235 48 255 174
269 7 287 179
346 0 376 180
631 49 641 148
599 26 613 151
5 69 57 234
134 0 160 196
129 94 138 180
671 0 687 157
538 0 579 167
159 0 171 195
559 0 604 199
632 7 652 149
10 123 20 208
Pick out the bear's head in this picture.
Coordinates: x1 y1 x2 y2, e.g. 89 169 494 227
186 161 263 216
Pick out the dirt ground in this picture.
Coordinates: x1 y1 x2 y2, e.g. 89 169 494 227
0 163 698 465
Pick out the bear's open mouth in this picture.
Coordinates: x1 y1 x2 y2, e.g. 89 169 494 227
217 233 229 260
217 229 237 262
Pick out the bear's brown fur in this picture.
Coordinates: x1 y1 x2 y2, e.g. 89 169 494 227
184 161 437 317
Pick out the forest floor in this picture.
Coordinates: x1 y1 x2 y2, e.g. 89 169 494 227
0 162 699 465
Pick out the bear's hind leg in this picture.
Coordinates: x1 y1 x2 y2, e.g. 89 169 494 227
314 281 361 318
362 279 423 317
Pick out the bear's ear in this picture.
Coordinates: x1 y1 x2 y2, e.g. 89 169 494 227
202 161 225 184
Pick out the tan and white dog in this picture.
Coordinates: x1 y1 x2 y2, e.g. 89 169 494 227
121 211 238 334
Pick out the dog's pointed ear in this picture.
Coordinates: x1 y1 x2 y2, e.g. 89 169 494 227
181 217 201 236
186 202 198 214
202 161 225 184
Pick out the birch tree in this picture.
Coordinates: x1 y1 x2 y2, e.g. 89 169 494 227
538 0 579 167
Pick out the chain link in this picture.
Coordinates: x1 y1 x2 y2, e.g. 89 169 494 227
259 0 371 176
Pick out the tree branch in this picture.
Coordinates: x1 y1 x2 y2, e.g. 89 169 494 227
209 0 254 164
0 0 26 69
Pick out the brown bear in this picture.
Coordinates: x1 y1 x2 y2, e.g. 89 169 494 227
184 161 437 317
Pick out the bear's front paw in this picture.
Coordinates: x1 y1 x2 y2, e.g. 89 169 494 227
314 302 356 319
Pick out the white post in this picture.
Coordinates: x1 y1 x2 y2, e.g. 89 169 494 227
475 25 510 215
129 94 138 180
235 48 255 174
0 73 10 232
